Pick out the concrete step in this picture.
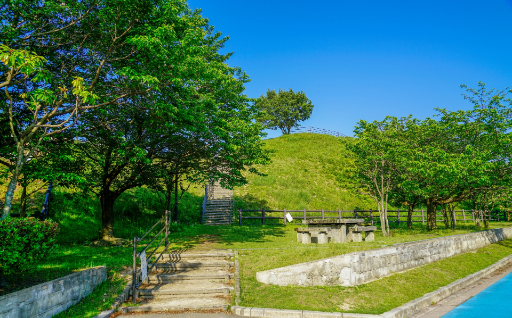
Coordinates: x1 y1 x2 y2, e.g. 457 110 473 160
146 272 233 283
160 252 233 260
149 261 234 271
138 283 233 297
204 223 232 226
122 295 230 312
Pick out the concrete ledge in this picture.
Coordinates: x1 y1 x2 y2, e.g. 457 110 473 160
230 306 381 317
257 227 512 287
0 266 107 318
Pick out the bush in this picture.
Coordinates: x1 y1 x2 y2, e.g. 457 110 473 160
0 218 59 276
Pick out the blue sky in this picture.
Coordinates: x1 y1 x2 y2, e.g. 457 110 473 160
187 0 512 138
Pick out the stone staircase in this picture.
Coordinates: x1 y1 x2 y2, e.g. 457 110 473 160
203 183 234 226
123 250 234 312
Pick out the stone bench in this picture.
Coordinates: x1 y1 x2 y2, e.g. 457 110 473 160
295 227 330 244
348 225 377 242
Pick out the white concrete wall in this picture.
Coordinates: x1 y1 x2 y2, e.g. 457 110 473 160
256 227 512 287
0 266 107 318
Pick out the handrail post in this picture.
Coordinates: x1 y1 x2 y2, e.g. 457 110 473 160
238 208 242 226
132 236 138 303
165 210 169 250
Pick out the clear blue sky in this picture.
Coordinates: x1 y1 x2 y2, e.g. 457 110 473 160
187 0 512 139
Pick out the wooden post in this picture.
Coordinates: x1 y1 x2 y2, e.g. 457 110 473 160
284 208 287 225
462 209 465 221
238 208 242 226
421 209 425 225
321 208 324 220
370 209 373 225
262 208 265 225
452 209 456 226
397 209 400 226
354 208 357 219
497 210 500 222
472 209 475 221
303 209 306 221
338 209 341 221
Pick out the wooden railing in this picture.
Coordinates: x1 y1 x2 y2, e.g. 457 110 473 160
238 208 509 226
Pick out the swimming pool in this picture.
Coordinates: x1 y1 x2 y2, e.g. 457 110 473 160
442 271 512 317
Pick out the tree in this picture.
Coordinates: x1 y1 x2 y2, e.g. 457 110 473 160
255 88 314 134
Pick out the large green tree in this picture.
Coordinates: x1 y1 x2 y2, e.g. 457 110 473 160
255 88 314 134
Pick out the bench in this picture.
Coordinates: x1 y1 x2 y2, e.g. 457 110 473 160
295 227 330 244
347 225 377 242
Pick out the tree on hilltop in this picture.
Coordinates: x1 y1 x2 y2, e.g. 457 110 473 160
255 88 314 134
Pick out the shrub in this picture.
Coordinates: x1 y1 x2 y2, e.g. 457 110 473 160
0 218 59 276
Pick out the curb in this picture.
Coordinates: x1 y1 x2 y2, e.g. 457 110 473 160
231 252 512 318
94 309 115 318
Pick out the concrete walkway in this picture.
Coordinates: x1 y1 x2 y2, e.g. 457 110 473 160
410 261 512 318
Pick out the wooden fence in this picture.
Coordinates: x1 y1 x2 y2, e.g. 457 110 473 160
290 126 346 138
237 208 509 226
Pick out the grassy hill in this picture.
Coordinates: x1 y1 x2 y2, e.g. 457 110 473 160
235 133 373 211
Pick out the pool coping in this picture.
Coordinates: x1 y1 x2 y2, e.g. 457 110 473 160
231 252 512 318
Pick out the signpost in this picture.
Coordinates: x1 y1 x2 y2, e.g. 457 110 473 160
140 251 147 283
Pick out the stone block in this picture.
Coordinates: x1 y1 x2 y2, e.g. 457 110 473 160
365 231 375 241
302 232 311 244
264 308 302 318
251 308 265 317
318 232 329 244
302 310 342 317
232 306 244 316
242 307 253 316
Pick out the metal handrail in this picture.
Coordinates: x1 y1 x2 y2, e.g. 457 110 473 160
201 185 208 223
132 210 170 302
40 182 52 220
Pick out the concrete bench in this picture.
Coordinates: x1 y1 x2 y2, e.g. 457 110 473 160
295 227 330 244
348 225 377 242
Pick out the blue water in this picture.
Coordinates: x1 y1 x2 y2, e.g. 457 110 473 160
442 271 512 317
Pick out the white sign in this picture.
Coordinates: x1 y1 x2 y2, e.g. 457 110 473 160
140 251 148 282
286 213 293 222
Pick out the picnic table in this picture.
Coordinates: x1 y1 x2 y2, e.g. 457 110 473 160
295 219 376 244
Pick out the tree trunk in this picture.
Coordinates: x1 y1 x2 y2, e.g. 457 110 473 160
100 191 117 241
426 199 437 231
163 182 172 217
484 210 490 228
173 175 179 222
2 147 25 219
20 184 27 217
407 203 415 229
442 205 450 229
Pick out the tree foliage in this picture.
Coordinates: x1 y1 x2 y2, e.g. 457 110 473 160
256 88 314 134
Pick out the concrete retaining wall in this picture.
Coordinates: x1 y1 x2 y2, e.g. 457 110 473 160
0 266 107 318
256 227 512 287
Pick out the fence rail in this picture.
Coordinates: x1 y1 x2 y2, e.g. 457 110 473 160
290 126 346 138
132 210 170 302
237 208 508 226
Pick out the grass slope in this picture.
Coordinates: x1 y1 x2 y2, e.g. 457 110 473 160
235 133 372 211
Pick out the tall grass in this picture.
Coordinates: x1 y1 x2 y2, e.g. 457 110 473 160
235 133 373 210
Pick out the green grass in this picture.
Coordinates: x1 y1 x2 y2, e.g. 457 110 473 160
235 133 374 210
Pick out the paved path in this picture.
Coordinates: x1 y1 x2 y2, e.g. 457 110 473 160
411 261 512 318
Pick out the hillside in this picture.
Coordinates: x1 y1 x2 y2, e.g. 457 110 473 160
235 133 373 211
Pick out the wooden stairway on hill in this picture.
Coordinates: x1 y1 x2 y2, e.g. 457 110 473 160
202 183 234 226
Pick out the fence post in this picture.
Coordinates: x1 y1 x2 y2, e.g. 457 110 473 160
303 209 306 222
421 209 424 225
284 208 287 225
262 208 265 225
472 209 475 221
132 237 138 303
452 209 457 226
354 208 357 219
462 209 465 221
165 211 169 249
397 209 400 226
338 209 341 221
322 209 324 220
370 209 373 225
497 210 500 222
238 208 242 226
